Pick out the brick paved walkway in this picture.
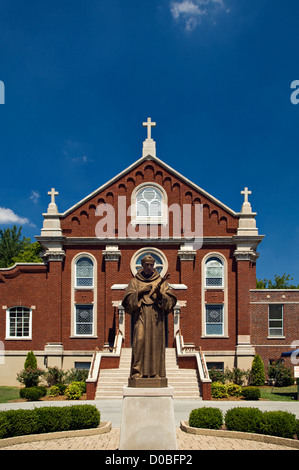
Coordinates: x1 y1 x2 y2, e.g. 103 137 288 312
0 428 297 450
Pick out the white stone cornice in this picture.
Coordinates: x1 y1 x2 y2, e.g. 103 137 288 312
102 245 121 261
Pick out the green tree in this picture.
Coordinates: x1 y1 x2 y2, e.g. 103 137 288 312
250 354 265 386
24 351 37 369
0 226 28 267
256 273 299 289
12 241 43 264
0 226 42 267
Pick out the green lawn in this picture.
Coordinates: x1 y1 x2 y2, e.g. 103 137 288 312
259 385 298 401
0 386 21 403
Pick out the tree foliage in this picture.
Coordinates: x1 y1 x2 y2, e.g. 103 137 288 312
250 354 265 386
256 273 299 289
0 226 42 267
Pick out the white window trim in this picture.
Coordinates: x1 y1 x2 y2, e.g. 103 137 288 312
130 247 168 277
201 252 228 338
130 182 168 225
205 256 224 289
205 304 224 336
6 306 32 340
71 253 97 338
75 255 94 289
268 304 284 338
74 304 94 337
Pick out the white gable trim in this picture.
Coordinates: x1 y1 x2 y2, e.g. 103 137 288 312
60 155 237 217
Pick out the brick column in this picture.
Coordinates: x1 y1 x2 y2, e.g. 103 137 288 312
234 252 256 368
102 246 121 348
178 246 196 344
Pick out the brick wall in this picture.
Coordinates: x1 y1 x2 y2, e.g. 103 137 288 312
250 289 299 371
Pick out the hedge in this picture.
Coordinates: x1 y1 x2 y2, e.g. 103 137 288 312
19 386 47 401
0 405 100 439
189 406 299 439
189 407 223 430
225 407 263 433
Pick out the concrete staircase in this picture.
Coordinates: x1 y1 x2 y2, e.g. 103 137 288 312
95 348 201 399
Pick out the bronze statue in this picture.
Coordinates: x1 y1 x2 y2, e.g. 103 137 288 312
122 255 177 381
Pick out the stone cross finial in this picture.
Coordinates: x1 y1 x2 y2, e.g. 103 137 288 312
48 188 58 204
143 117 156 140
241 187 252 204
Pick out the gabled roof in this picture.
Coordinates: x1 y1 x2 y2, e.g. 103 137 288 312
60 154 237 217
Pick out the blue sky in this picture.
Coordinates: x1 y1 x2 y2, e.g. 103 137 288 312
0 0 298 283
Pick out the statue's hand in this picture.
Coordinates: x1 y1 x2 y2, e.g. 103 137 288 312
138 284 152 297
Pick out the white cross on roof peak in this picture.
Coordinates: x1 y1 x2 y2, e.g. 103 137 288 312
143 117 156 140
241 187 252 204
48 188 58 204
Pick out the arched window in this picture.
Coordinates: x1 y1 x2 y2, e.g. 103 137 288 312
135 251 164 274
6 307 31 338
205 257 224 287
136 186 163 218
131 183 167 225
75 257 94 288
130 247 168 277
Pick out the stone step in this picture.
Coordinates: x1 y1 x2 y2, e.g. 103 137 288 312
95 347 201 399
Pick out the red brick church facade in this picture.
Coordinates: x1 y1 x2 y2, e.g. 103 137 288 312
0 120 298 392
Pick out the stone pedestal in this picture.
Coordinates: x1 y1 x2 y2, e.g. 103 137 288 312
128 377 168 388
119 386 177 450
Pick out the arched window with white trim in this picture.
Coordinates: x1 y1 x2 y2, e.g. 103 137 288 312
75 256 94 288
205 257 224 288
131 183 168 225
136 186 163 218
130 247 168 277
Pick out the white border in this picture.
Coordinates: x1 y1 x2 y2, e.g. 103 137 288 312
71 253 97 338
130 182 168 225
6 306 32 340
201 252 228 337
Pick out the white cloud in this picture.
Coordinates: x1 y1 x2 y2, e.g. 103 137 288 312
0 207 31 225
170 0 227 31
30 190 40 204
171 0 206 19
71 155 93 164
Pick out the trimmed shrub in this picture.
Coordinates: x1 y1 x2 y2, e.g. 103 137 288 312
211 382 228 399
1 409 40 437
242 386 261 400
56 383 67 394
226 383 243 397
260 411 297 439
0 405 100 439
49 385 60 397
69 405 101 430
225 407 263 433
250 354 265 386
35 406 73 433
65 382 83 400
24 351 37 370
20 386 47 401
0 414 9 439
189 407 223 430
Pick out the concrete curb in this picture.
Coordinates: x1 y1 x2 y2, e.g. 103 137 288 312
0 421 112 449
180 421 299 449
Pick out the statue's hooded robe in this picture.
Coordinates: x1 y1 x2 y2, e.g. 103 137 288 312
122 268 177 378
